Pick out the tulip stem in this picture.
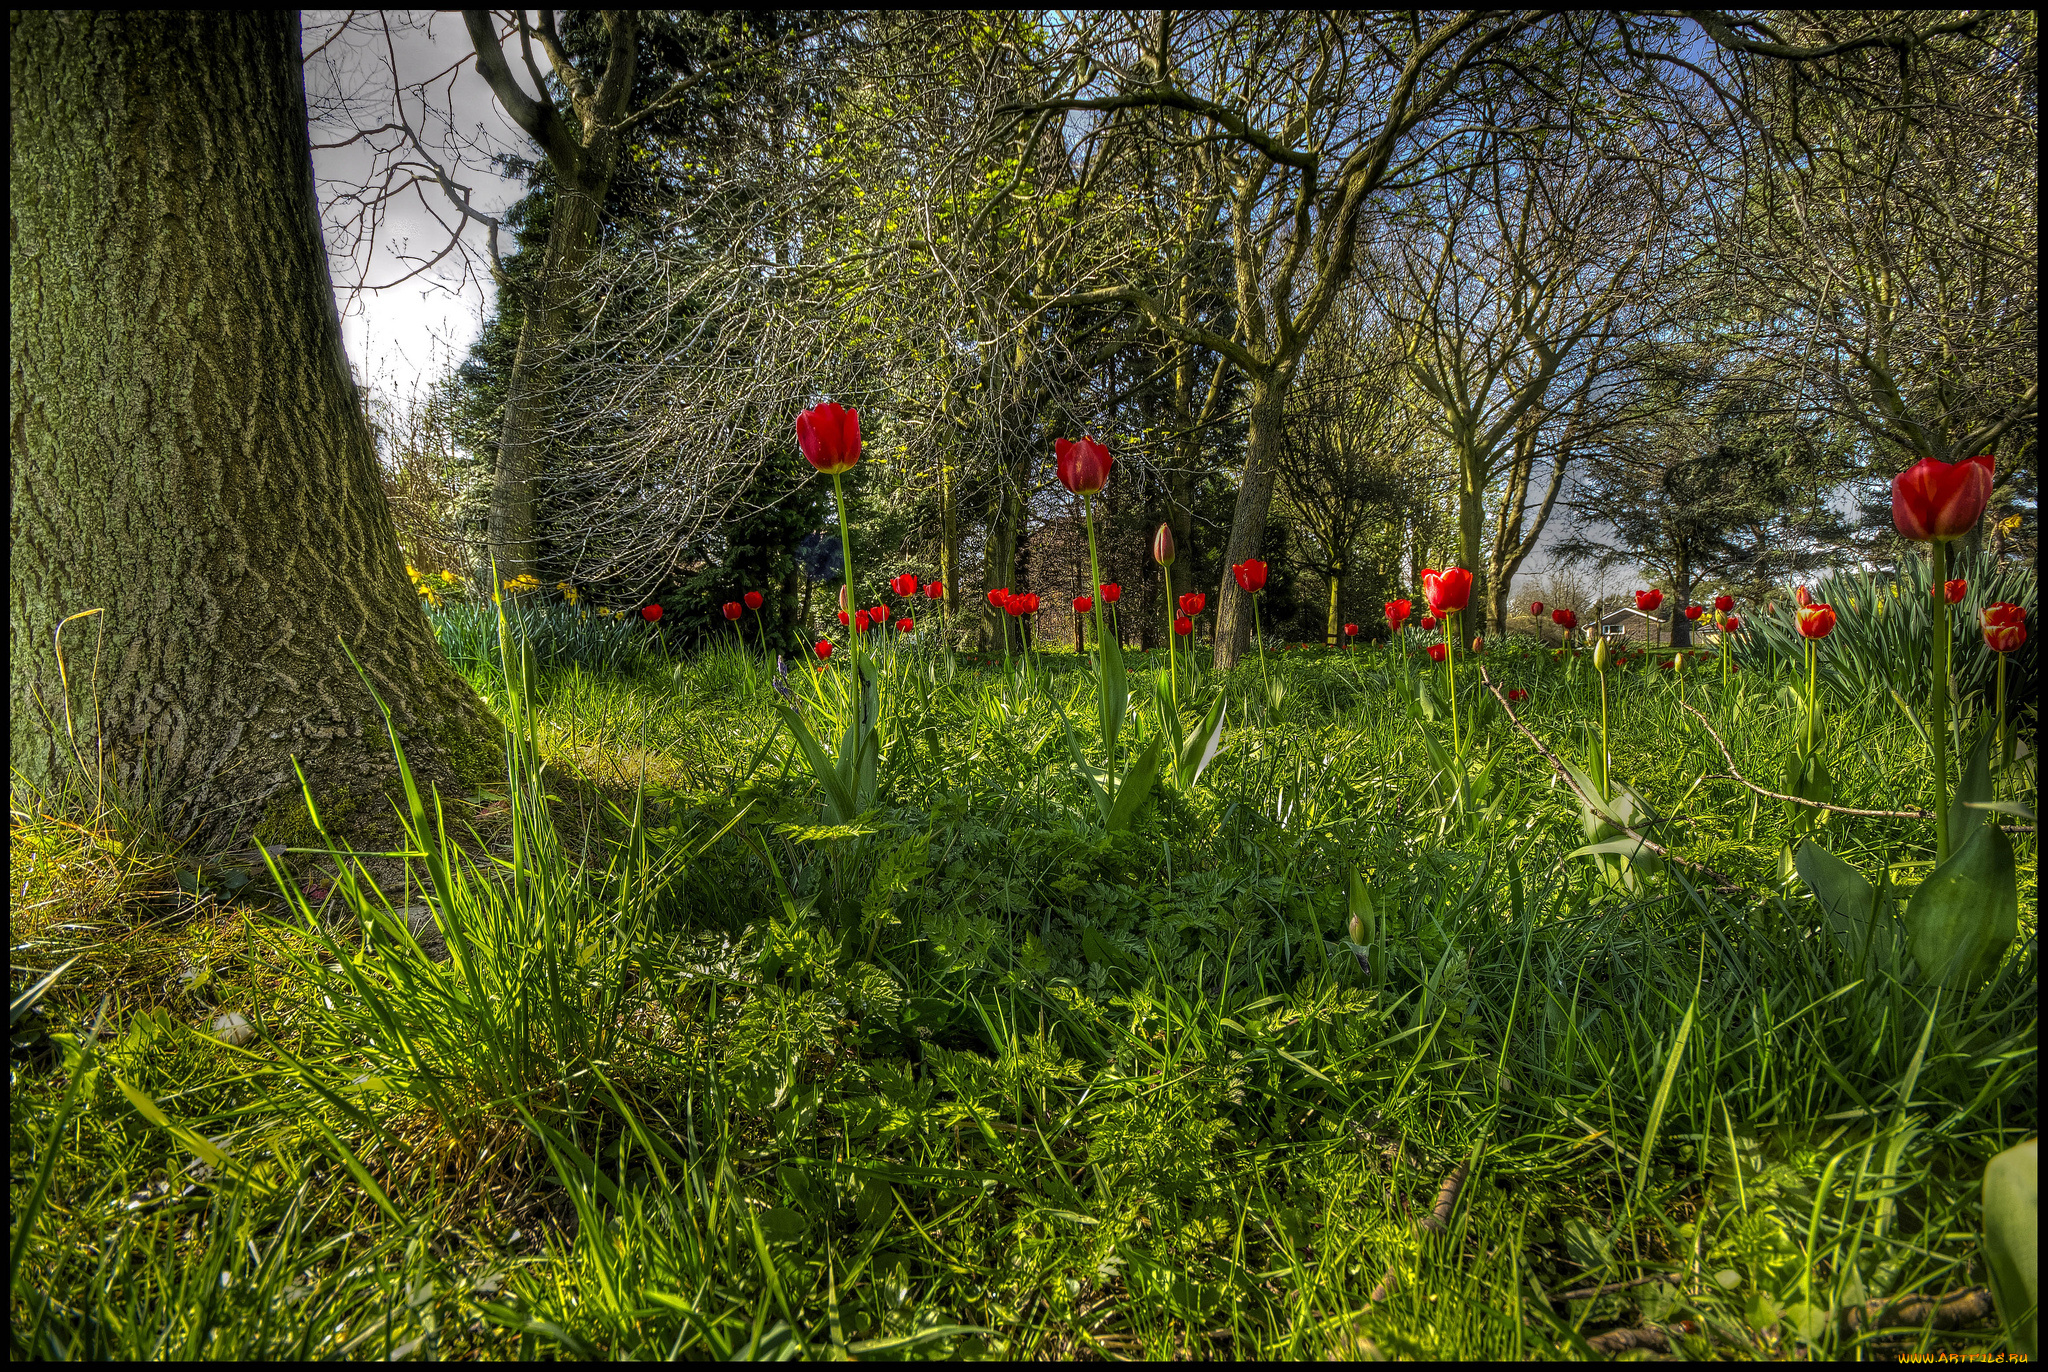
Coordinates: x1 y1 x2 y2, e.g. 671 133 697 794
831 473 858 696
1805 638 1816 758
1163 563 1180 723
1446 612 1460 758
1930 540 1951 864
1082 496 1114 770
1252 592 1271 708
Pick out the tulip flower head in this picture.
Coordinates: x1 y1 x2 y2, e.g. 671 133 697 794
1021 593 1040 614
1173 615 1193 636
642 605 663 622
871 605 889 626
924 580 944 600
1943 579 1967 604
1795 603 1836 639
1074 595 1094 614
988 589 1010 610
1982 602 2027 653
891 572 920 598
1100 583 1122 604
1232 559 1268 594
814 640 832 660
1636 589 1664 613
1472 636 1485 654
1713 594 1734 613
897 618 914 633
744 590 764 610
1530 600 1545 616
796 401 861 475
1006 596 1026 617
1179 592 1206 618
1384 598 1412 629
1723 615 1741 633
1055 436 1112 498
1428 644 1447 663
1420 615 1438 631
1344 622 1360 638
854 610 871 632
1423 566 1473 616
1684 605 1703 621
1506 688 1529 703
1152 524 1176 567
1555 609 1578 631
722 601 743 621
837 610 850 626
1892 454 1994 542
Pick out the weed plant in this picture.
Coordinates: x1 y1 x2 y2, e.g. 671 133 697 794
11 621 2036 1359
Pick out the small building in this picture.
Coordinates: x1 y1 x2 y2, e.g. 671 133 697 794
1593 606 1666 644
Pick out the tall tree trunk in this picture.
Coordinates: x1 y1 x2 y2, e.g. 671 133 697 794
11 11 499 846
1670 550 1696 648
1212 371 1284 669
940 430 959 616
978 478 1022 650
1326 566 1344 646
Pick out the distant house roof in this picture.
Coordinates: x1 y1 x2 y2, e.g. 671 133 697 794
1596 606 1660 624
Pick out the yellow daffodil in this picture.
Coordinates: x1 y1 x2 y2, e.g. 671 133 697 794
441 570 459 584
405 564 421 580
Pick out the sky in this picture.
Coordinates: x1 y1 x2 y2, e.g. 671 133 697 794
303 11 524 399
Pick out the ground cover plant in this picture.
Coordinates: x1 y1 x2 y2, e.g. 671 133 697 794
12 452 2038 1359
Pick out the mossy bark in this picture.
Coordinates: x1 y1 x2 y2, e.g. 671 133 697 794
10 11 500 848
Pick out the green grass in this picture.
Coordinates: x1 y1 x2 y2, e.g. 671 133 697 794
11 628 2036 1359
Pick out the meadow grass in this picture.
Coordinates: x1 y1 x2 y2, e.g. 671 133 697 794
11 630 2035 1359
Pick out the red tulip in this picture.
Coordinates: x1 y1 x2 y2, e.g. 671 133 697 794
1422 566 1473 616
1530 600 1545 615
925 580 944 600
1942 579 1967 604
838 610 850 626
1795 585 1814 608
1384 598 1412 628
1232 559 1268 594
1006 596 1026 617
1892 454 1994 542
854 610 871 632
1100 582 1122 603
796 401 861 475
1713 593 1734 613
1796 603 1836 639
1635 589 1664 613
722 601 743 621
743 590 764 610
1344 622 1360 637
1684 605 1703 621
1179 592 1206 617
1074 595 1094 614
988 588 1010 609
1471 636 1485 653
897 617 914 633
871 604 888 625
1055 436 1113 497
1152 524 1176 566
1507 688 1529 703
891 572 920 598
1723 615 1741 632
815 640 832 660
1427 644 1447 663
1173 616 1192 636
1553 609 1578 630
1420 615 1438 631
641 605 662 622
1982 602 2026 653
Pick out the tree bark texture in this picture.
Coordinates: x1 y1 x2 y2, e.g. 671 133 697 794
10 11 500 845
1212 373 1284 669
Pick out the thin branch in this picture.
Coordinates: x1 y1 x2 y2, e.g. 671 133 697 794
1680 699 1931 820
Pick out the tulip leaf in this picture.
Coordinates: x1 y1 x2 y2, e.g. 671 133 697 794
1564 835 1656 862
1096 635 1128 762
1945 722 1995 847
1904 817 2019 991
1982 1138 2039 1359
773 704 859 824
1179 693 1227 789
1793 839 1899 972
1104 732 1164 833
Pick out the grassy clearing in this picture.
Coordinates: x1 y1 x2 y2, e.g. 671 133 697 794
11 633 2035 1359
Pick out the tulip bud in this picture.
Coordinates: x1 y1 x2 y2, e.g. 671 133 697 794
1593 636 1608 671
1152 524 1176 567
1348 912 1365 946
1943 578 1967 604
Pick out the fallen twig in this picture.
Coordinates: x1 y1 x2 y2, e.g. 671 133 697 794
1554 1272 1682 1303
1680 700 1929 819
1367 1160 1471 1303
1579 1285 1997 1358
1481 671 1755 897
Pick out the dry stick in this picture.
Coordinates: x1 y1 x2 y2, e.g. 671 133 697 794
1679 699 1929 819
1480 670 1754 897
1367 1161 1470 1303
1581 1286 1997 1358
